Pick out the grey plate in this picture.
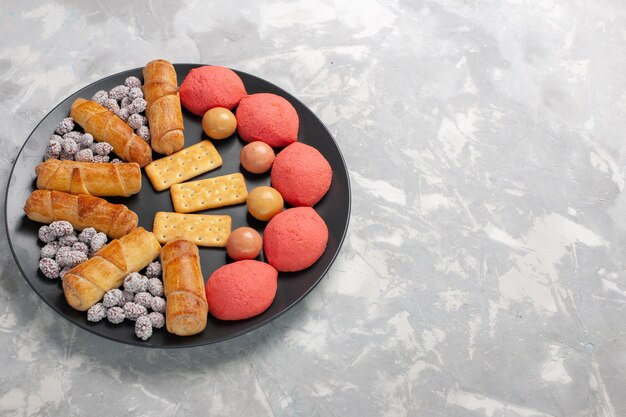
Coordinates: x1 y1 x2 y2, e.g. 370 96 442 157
5 64 351 348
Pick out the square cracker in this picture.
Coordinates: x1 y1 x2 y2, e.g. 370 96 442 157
170 173 248 213
145 140 222 191
153 211 231 247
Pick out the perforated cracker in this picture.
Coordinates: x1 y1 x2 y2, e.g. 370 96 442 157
145 140 222 191
153 211 231 247
170 173 248 213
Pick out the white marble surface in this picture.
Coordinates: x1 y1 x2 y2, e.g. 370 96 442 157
1 0 626 415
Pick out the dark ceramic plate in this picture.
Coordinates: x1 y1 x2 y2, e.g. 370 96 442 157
5 64 350 348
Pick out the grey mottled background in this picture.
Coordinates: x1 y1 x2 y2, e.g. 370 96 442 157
1 0 625 416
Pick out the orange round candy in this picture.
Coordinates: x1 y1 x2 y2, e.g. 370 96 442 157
247 186 284 221
226 227 263 260
202 107 237 140
240 141 275 174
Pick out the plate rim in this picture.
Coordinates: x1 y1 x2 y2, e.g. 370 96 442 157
4 63 351 348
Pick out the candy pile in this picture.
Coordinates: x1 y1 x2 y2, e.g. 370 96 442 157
91 76 150 142
38 222 108 279
86 261 166 341
44 118 118 163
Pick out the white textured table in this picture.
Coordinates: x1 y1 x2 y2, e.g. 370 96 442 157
1 1 625 416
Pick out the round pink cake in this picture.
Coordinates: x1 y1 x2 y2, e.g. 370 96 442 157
263 207 328 272
179 66 246 115
205 260 277 320
271 142 332 206
236 93 298 147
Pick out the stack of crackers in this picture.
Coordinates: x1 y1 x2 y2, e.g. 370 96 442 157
145 140 247 248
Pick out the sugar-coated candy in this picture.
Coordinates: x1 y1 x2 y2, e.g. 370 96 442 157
148 312 165 329
103 98 120 112
63 131 82 142
69 250 88 267
135 315 153 340
58 234 78 247
109 85 130 101
147 278 163 297
139 275 149 292
106 306 125 324
46 137 62 159
75 148 94 162
127 113 144 130
123 272 146 293
90 232 107 253
136 126 150 141
92 142 113 156
55 117 74 135
45 142 61 157
103 288 124 308
79 133 94 148
75 139 90 152
123 302 147 321
128 87 143 101
127 98 147 114
45 145 61 159
92 90 108 105
40 241 60 258
116 107 130 122
87 303 107 322
146 261 161 278
38 225 56 243
74 133 93 151
60 138 78 155
150 296 166 313
56 248 87 268
49 221 74 238
134 292 153 309
121 290 135 306
124 76 142 89
72 241 89 255
39 258 60 279
120 96 132 108
92 155 110 163
78 227 97 244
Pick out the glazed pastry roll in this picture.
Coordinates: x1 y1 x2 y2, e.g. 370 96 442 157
70 98 152 167
23 190 137 239
143 59 185 155
161 239 208 336
35 158 141 197
63 228 161 311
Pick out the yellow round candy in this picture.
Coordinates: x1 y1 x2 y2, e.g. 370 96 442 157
247 186 284 221
202 107 237 140
226 227 263 260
